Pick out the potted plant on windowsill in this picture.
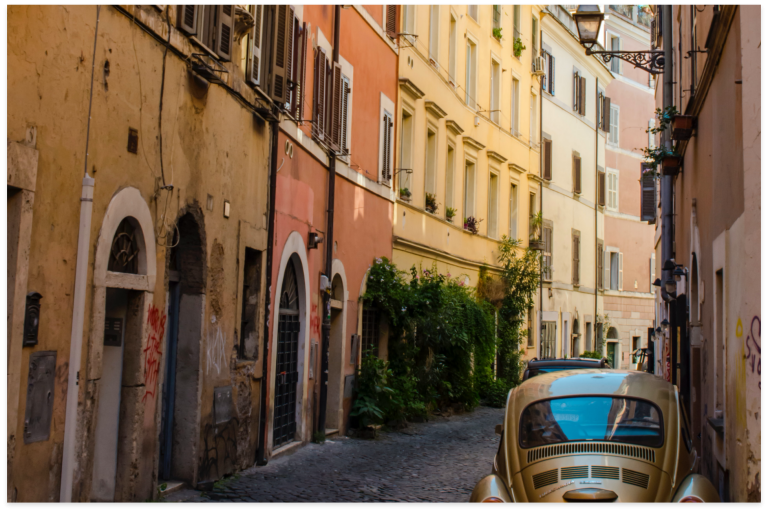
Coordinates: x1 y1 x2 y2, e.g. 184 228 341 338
493 27 503 41
445 207 457 223
661 154 682 176
528 211 545 250
463 216 483 235
513 38 526 58
399 187 412 202
425 193 439 214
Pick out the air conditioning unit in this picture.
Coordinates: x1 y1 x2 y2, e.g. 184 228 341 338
532 56 546 76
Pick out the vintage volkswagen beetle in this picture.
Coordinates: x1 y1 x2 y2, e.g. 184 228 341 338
471 370 719 502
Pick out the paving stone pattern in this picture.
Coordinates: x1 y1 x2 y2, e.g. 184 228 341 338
170 406 504 503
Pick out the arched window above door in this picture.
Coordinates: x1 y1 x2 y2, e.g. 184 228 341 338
108 218 140 274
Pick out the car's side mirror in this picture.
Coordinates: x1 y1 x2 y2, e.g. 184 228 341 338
495 424 503 435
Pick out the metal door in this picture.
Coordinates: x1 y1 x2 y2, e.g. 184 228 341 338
159 280 180 480
273 261 300 448
541 321 557 359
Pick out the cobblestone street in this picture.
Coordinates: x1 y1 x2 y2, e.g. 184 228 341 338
169 406 504 503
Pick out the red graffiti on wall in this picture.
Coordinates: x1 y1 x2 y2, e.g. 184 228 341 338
310 303 321 336
142 304 166 403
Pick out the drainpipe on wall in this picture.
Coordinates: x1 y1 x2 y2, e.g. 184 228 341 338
257 115 280 465
538 21 543 359
60 6 100 502
594 76 599 355
318 4 342 437
660 5 674 305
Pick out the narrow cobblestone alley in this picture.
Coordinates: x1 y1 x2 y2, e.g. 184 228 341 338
169 406 504 503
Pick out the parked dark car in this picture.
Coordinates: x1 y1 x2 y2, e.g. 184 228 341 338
522 357 609 381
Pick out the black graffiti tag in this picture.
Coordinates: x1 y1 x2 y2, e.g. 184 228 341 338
745 316 761 389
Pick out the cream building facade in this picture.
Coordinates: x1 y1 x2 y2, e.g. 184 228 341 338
538 6 613 361
393 4 544 356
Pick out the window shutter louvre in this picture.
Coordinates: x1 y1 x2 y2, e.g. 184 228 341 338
177 5 198 35
550 56 556 94
313 48 327 141
618 252 624 291
641 163 657 222
215 5 234 61
543 139 552 180
330 62 343 151
597 242 604 289
602 96 611 132
270 5 290 103
598 171 606 206
295 22 308 121
386 115 394 181
579 76 587 116
573 72 579 111
341 77 350 154
247 5 263 86
386 6 397 38
573 156 582 194
604 250 611 291
284 7 295 109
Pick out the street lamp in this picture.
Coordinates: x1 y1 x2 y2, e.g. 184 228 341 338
573 5 666 74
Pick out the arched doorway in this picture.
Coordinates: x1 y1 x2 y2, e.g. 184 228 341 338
159 210 205 485
326 270 346 432
86 186 157 502
274 258 301 447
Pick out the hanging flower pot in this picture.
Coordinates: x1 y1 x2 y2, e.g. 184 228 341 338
528 239 546 251
671 115 696 141
661 155 681 176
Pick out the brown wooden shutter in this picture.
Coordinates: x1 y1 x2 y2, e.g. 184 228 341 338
386 5 397 38
543 139 552 180
573 155 582 194
549 55 556 94
573 72 579 111
579 76 587 116
214 6 234 61
641 163 657 222
572 232 580 285
602 95 611 132
386 114 393 180
597 242 604 289
176 4 200 36
284 7 295 108
330 62 343 150
270 5 290 103
313 47 327 141
296 22 308 120
341 78 350 153
247 5 264 86
598 171 606 206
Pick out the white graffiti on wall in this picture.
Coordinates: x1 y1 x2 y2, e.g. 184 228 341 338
206 327 227 375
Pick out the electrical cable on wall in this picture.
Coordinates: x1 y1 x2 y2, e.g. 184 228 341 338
82 5 102 178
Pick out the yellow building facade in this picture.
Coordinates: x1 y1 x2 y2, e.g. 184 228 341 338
393 5 543 293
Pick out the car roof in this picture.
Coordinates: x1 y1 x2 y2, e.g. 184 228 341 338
512 369 676 407
526 358 605 369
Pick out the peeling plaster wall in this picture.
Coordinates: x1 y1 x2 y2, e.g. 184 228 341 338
8 5 270 501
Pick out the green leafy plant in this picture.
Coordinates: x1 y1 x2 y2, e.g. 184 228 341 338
493 27 503 40
528 211 543 241
425 192 439 214
639 106 681 175
399 187 412 199
350 354 393 428
445 207 457 221
580 350 603 359
312 430 326 444
513 37 526 57
483 378 512 408
463 216 483 234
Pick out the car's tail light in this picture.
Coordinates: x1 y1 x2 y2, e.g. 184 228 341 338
481 497 505 503
679 496 704 503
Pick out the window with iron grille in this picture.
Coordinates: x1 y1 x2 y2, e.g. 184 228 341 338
541 321 557 359
362 307 380 357
542 220 553 281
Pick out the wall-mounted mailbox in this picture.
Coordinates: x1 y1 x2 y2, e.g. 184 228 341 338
23 292 42 347
24 351 56 444
104 317 123 347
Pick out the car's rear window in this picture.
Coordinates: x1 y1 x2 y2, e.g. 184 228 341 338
519 396 664 449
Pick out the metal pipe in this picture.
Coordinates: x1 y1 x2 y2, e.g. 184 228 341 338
660 5 674 303
257 115 279 465
538 20 543 359
594 76 599 355
318 4 341 437
60 6 100 501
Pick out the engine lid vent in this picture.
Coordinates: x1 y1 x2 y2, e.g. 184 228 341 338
591 465 620 480
533 468 559 489
560 466 589 479
526 442 656 464
622 468 650 489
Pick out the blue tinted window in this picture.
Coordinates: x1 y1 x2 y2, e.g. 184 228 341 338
520 396 663 448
